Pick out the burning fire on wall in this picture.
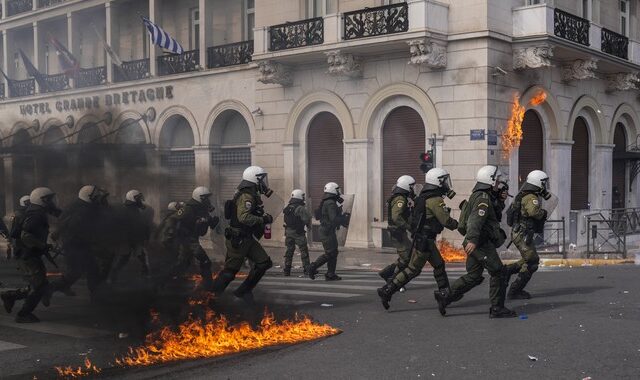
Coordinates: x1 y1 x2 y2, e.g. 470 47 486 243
502 90 547 157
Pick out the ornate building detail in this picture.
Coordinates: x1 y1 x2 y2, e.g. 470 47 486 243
606 73 640 92
562 59 598 82
513 45 553 70
407 39 447 69
325 50 362 78
257 61 293 87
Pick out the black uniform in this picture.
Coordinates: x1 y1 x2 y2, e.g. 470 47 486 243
308 193 349 280
109 201 151 283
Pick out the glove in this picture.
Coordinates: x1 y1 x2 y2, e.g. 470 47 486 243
263 214 273 224
209 216 220 229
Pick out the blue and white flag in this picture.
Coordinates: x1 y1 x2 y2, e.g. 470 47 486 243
141 16 185 55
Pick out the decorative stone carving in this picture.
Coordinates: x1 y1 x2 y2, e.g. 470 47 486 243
513 45 553 70
325 50 363 78
562 59 598 82
407 39 447 69
606 73 639 92
257 61 293 87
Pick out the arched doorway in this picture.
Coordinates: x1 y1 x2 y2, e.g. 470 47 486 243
382 106 425 220
210 111 252 206
612 123 627 209
12 129 35 205
159 115 195 205
571 117 590 210
519 110 544 186
41 126 72 206
77 122 105 188
307 111 344 215
114 118 149 198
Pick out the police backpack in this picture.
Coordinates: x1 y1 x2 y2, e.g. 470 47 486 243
505 194 523 227
457 199 470 236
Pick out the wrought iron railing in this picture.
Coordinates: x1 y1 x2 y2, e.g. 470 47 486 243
157 50 200 76
41 73 69 93
6 0 32 16
553 8 590 46
114 58 150 82
207 40 253 69
269 17 324 51
343 2 409 40
75 66 106 88
601 28 629 59
533 218 567 258
37 0 65 8
9 78 35 98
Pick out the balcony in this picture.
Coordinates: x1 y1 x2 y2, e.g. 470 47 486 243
207 40 254 69
343 2 409 41
157 50 200 76
254 0 448 63
41 73 69 93
513 4 640 70
8 78 35 98
114 58 150 83
37 0 66 8
269 17 324 51
75 66 106 89
6 0 32 17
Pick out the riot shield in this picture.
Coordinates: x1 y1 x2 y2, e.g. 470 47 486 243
541 192 559 216
336 194 355 246
261 191 286 220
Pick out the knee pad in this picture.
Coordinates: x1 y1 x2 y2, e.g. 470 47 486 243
528 263 539 274
473 276 485 286
255 258 273 271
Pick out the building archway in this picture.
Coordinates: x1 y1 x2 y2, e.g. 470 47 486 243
111 118 150 199
11 129 35 206
571 117 590 210
518 110 544 186
210 110 252 206
159 115 196 205
612 123 627 209
40 126 74 206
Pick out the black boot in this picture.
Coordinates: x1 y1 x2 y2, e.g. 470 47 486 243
508 272 532 300
15 313 40 323
376 283 398 310
378 264 396 283
283 266 291 277
1 292 16 314
199 262 215 291
433 288 451 316
212 270 236 295
233 262 271 301
325 254 341 281
489 305 517 318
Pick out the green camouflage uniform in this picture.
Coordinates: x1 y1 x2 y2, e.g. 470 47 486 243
283 199 312 274
508 192 547 296
391 193 458 290
378 193 413 281
449 188 509 308
212 186 272 297
309 194 347 279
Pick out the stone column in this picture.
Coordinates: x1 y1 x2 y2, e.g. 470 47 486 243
1 0 6 19
193 146 212 189
593 144 614 210
2 156 15 214
67 13 75 88
2 31 8 95
549 140 573 221
32 21 39 93
198 0 212 69
282 142 300 194
145 149 163 223
343 138 372 248
148 0 158 77
105 1 113 83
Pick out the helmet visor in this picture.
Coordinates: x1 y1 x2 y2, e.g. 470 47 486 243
439 175 453 191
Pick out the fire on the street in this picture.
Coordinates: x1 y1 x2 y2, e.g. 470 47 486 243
438 240 466 263
115 310 340 367
54 358 101 379
502 90 547 157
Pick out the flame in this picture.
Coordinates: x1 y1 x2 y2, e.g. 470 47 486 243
437 239 467 263
502 90 547 157
54 358 101 379
115 310 340 367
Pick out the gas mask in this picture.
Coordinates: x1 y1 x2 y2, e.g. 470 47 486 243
256 173 273 198
539 178 551 200
44 196 62 218
440 175 456 200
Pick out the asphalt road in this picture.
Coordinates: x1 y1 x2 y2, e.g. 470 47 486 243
1 259 639 380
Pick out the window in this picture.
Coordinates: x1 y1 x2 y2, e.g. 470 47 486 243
620 0 630 36
142 23 149 58
526 0 542 5
244 0 255 40
44 44 49 74
582 0 592 20
308 0 324 17
190 7 200 50
14 52 19 71
384 0 406 4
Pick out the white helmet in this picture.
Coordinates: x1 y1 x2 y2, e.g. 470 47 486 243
30 187 55 207
425 168 451 188
476 165 502 186
78 185 97 203
243 166 267 184
526 170 549 191
291 189 305 201
395 175 416 192
324 182 341 195
167 201 178 211
192 186 212 203
125 189 144 203
19 195 31 207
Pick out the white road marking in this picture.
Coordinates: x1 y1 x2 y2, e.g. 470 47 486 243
0 315 113 339
0 340 26 352
260 281 377 291
265 290 361 298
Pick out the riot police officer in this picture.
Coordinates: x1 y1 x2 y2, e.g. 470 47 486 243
1 187 61 323
377 169 458 310
212 166 274 301
165 187 219 290
307 182 350 281
283 189 312 276
435 165 517 318
5 195 31 260
507 170 550 299
378 175 416 284
109 190 151 284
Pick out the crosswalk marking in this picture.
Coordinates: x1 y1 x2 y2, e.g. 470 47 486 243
265 289 361 298
270 299 314 306
0 340 26 352
0 315 113 339
260 281 378 291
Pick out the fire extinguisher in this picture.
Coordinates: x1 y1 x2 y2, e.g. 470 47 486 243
264 223 272 239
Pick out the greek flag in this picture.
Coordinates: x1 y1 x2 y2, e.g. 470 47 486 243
141 16 184 55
